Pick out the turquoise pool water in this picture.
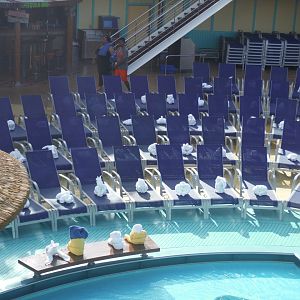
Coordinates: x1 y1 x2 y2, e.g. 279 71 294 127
19 261 300 300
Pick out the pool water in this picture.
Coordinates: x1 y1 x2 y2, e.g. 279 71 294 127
19 261 300 300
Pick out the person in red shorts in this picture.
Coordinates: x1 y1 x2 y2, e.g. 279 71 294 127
114 37 130 91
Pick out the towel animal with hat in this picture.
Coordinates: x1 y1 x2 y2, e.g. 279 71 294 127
67 225 89 256
124 224 147 245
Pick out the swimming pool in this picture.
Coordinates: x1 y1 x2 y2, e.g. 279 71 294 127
18 261 300 300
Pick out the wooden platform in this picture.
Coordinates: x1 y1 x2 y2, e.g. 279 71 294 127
18 237 160 277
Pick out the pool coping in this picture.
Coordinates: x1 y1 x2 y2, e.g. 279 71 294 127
2 250 300 299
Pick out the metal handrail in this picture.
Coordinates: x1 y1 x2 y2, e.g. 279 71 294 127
128 0 218 63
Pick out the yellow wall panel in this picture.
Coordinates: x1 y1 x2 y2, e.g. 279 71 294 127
94 0 109 29
276 0 294 33
214 1 233 31
295 1 300 32
112 0 126 28
78 0 92 29
195 18 211 31
235 0 254 32
255 0 275 32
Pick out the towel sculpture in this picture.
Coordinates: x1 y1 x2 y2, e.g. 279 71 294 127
198 97 205 107
188 114 197 126
42 145 58 159
253 185 268 196
181 143 193 156
23 199 30 209
202 83 212 89
287 153 298 162
123 119 132 126
94 176 108 197
148 143 157 156
7 120 15 131
156 116 166 124
108 231 124 250
125 224 147 245
56 190 74 204
136 178 148 193
10 149 26 163
166 94 175 104
222 147 227 157
67 225 89 256
278 121 284 130
215 176 227 193
175 181 191 196
141 95 147 104
45 240 70 265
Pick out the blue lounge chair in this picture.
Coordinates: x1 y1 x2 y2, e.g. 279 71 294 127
193 145 241 216
85 93 108 128
157 75 178 112
267 81 289 115
103 75 123 100
155 144 206 219
130 75 149 111
0 97 27 141
76 75 97 102
193 62 213 93
113 145 167 219
238 96 261 128
291 68 300 99
218 63 239 95
71 147 129 224
26 150 92 231
238 146 282 219
24 116 73 172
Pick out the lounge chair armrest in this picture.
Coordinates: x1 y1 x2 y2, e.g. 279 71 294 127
225 136 234 153
93 137 104 152
102 170 116 190
140 111 148 116
52 138 68 154
68 173 83 198
190 135 200 146
111 170 123 196
144 168 158 188
59 174 75 194
86 137 97 148
18 115 25 127
291 173 300 191
162 135 170 144
122 135 132 145
20 140 33 151
77 112 89 125
157 135 165 144
268 169 276 189
13 141 27 154
144 168 162 194
229 113 236 127
274 139 281 160
236 137 241 156
185 167 197 188
224 167 234 187
235 168 243 196
129 135 136 145
30 179 42 203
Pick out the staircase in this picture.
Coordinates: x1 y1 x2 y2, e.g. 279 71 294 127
112 0 233 74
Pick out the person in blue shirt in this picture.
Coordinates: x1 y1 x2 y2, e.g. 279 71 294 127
95 34 114 90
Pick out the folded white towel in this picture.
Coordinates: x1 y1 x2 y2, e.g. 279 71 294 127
166 94 175 104
7 120 15 131
10 149 26 163
202 83 212 89
198 98 205 107
278 121 284 130
136 178 148 193
24 199 30 209
278 148 284 155
228 101 230 108
108 231 124 250
253 185 268 196
94 176 108 197
122 118 132 126
272 122 277 128
111 98 115 102
156 116 166 124
175 181 191 196
42 145 58 159
287 153 298 162
215 176 227 193
141 95 146 104
56 190 74 204
181 143 193 156
132 223 143 233
188 114 197 126
222 147 227 158
148 143 157 156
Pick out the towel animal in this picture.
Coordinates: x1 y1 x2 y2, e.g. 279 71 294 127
253 185 268 196
56 190 74 204
10 149 26 163
45 240 70 265
148 143 157 156
42 145 58 159
166 94 175 104
94 176 108 197
123 118 132 126
156 116 166 124
202 83 212 89
287 153 298 162
175 181 191 196
108 231 124 250
198 98 205 107
215 176 227 193
7 120 15 131
125 224 147 245
141 95 147 104
136 178 148 193
181 143 193 156
188 114 196 126
278 121 284 130
67 225 88 256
